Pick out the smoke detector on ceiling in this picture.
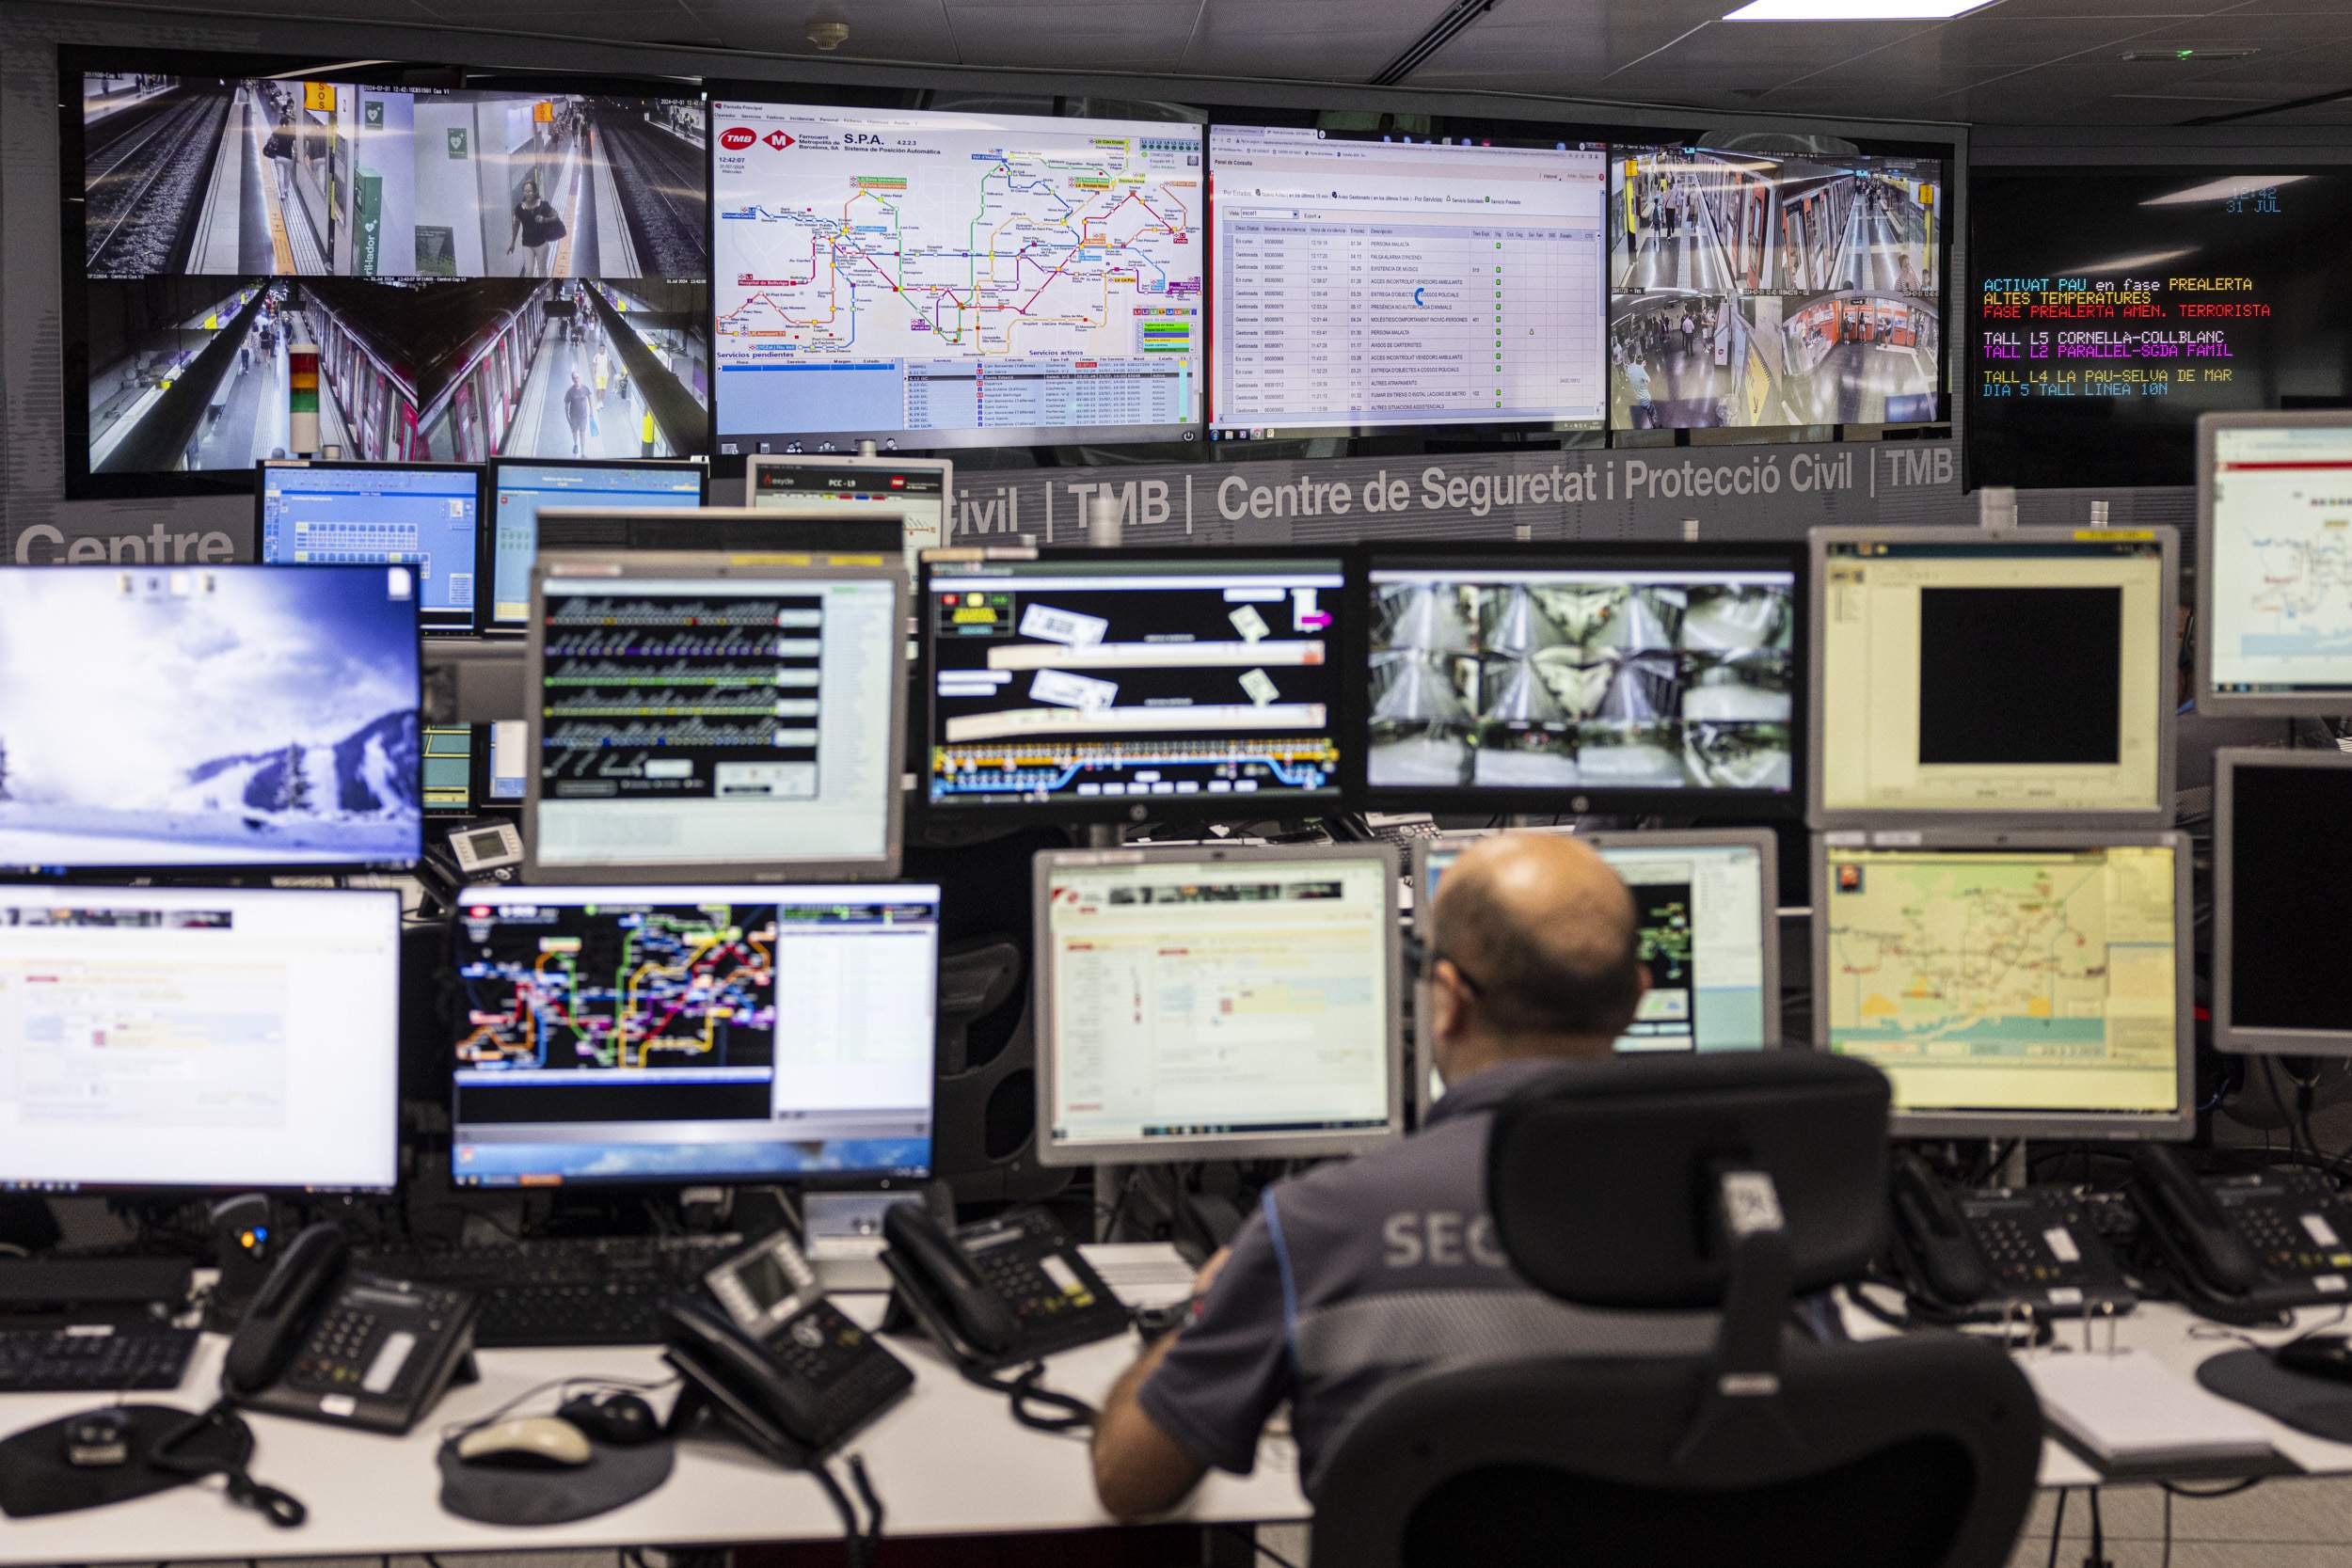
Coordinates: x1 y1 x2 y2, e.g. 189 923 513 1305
2120 46 2259 62
807 19 850 50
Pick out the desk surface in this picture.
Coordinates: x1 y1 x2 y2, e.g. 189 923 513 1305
0 1247 1307 1567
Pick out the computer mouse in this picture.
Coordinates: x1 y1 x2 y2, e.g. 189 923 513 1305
2275 1334 2352 1382
63 1407 132 1468
454 1416 594 1469
557 1390 659 1446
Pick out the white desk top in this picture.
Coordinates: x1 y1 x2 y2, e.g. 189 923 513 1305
0 1247 1306 1567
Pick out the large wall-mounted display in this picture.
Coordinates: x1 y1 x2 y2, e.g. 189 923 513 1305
1968 168 2352 491
1609 148 1944 431
64 53 712 498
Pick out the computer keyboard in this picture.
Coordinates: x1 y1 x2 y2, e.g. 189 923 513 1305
355 1233 743 1348
0 1325 199 1393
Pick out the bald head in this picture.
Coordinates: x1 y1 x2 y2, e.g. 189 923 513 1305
1427 832 1645 1070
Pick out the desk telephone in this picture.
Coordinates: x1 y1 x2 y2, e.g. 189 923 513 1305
657 1228 913 1462
1888 1153 2137 1321
2132 1147 2352 1319
880 1206 1128 1374
222 1224 479 1435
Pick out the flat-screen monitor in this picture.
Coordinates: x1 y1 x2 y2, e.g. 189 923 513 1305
259 461 485 633
1413 828 1777 1100
65 49 712 498
485 719 527 805
2199 413 2352 716
1360 544 1803 816
2215 750 2352 1056
748 455 953 579
1968 167 2352 491
486 458 707 630
1209 127 1607 439
0 564 422 874
0 885 402 1194
1032 845 1402 1165
1612 147 1946 430
1813 832 2194 1141
1811 527 2176 829
526 552 905 880
450 882 940 1186
422 724 475 816
922 549 1346 823
710 100 1203 452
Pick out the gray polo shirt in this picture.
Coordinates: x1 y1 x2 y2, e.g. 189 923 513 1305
1136 1058 1717 1494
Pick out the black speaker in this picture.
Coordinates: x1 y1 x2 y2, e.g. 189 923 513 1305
929 937 1068 1207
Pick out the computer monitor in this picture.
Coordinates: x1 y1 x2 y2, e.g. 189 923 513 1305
257 461 485 634
0 564 423 875
1032 845 1403 1165
1413 827 1779 1116
449 882 940 1187
2199 413 2352 716
922 549 1348 824
423 725 475 816
485 720 527 807
1360 544 1804 816
1811 527 2177 829
2214 750 2352 1055
749 455 952 580
534 506 898 558
526 552 906 881
0 885 402 1194
1813 831 2194 1141
485 458 707 631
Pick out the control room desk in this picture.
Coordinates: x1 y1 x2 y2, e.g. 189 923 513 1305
0 1255 1309 1566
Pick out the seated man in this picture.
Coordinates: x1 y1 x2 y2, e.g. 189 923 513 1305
1092 831 1716 1518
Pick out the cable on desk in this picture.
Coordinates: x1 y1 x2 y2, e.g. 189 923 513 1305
1223 1524 1303 1568
958 1359 1097 1433
810 1457 874 1568
849 1453 885 1560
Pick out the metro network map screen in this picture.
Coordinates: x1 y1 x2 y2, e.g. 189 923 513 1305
2208 423 2352 704
712 102 1204 451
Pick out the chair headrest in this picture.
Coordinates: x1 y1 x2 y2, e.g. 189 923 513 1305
1486 1053 1890 1310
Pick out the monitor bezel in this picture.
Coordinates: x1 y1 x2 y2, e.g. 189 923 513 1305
256 458 491 636
917 545 1355 828
1352 540 1809 820
523 550 908 883
1808 827 2196 1142
1409 825 1787 1122
1807 524 2181 832
2213 748 2352 1057
445 880 944 1190
1030 841 1406 1166
483 456 712 633
0 562 425 881
0 885 405 1196
2196 410 2352 718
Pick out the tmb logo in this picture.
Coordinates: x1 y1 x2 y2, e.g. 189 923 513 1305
718 127 756 151
764 130 796 150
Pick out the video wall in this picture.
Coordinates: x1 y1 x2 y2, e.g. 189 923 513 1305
60 49 1952 498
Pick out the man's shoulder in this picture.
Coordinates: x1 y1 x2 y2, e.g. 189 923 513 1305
1268 1115 1488 1236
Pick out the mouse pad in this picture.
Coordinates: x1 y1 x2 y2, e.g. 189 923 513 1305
2199 1348 2352 1444
437 1434 675 1526
0 1404 247 1518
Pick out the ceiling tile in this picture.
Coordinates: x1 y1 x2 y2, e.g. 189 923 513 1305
1180 30 1406 79
1990 0 2244 14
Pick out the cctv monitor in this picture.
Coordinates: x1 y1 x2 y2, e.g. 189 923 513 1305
2214 749 2352 1055
922 549 1348 824
1033 844 1404 1165
525 552 905 881
0 885 402 1194
1813 831 2194 1141
2199 413 2352 716
257 461 485 633
1811 527 2177 829
485 457 706 630
1359 544 1804 816
450 882 940 1186
749 454 953 579
0 564 423 875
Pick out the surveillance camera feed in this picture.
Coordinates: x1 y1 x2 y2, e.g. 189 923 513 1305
1366 554 1798 800
72 59 709 480
1609 148 1944 429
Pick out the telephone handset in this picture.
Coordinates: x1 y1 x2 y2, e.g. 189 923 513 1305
222 1222 479 1435
2133 1147 2352 1317
1886 1152 2135 1321
879 1205 1128 1374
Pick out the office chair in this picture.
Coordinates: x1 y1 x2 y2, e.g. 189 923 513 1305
1310 1053 2040 1568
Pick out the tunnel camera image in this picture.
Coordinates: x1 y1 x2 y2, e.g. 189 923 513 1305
1368 578 1793 791
1608 147 1942 430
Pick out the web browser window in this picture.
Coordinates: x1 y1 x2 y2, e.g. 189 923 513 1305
2208 424 2352 703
